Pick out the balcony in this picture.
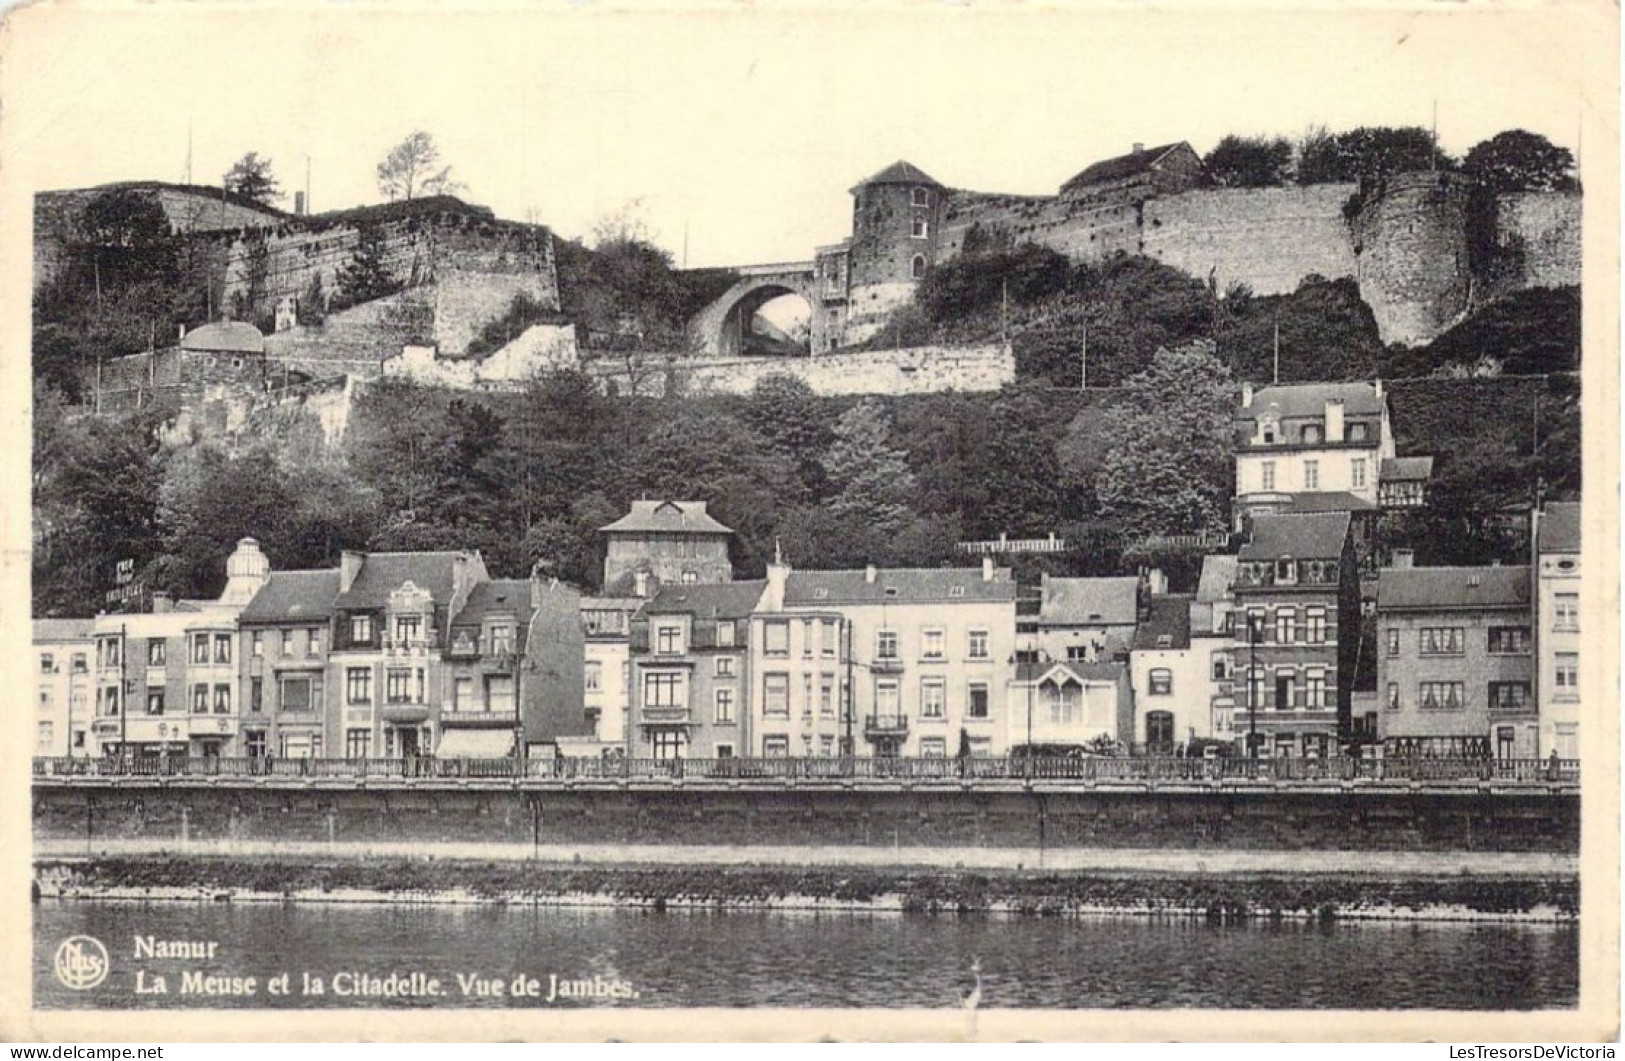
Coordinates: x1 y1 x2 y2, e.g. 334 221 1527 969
864 714 909 738
438 709 513 727
382 703 432 725
639 705 691 724
869 657 906 675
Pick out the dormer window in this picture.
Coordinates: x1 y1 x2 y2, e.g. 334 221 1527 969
1259 415 1279 445
1302 424 1323 444
1276 558 1297 584
1349 423 1369 442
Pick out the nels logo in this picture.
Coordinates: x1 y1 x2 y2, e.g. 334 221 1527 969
53 936 110 990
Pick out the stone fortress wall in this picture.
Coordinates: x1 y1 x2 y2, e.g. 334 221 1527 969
590 343 1014 398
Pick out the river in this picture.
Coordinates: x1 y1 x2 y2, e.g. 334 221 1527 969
34 900 1577 1010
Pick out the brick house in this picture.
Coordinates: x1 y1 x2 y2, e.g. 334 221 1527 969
238 568 340 760
1377 563 1535 759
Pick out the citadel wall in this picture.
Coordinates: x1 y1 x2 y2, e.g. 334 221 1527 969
591 343 1014 398
1492 191 1582 294
1351 172 1473 347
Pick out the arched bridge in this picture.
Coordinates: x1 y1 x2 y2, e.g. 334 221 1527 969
688 261 816 359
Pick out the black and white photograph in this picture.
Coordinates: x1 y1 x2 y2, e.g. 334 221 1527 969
4 0 1618 1043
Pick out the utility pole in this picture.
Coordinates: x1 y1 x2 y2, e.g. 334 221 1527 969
1272 321 1281 385
1080 321 1088 392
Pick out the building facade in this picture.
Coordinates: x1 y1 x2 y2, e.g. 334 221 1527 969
1024 575 1140 664
1376 563 1535 759
600 500 734 598
1533 502 1581 759
238 569 340 760
1006 660 1131 751
1233 382 1395 528
1129 595 1211 752
575 595 641 756
1232 513 1360 757
33 620 94 757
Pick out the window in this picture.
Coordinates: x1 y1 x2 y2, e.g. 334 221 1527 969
453 677 472 710
1146 711 1175 748
146 688 164 715
1275 673 1295 710
147 641 165 667
764 620 790 657
655 624 683 656
1302 424 1323 444
1419 681 1465 710
1274 608 1297 645
1246 667 1266 710
715 688 735 725
1149 668 1173 696
762 735 789 758
681 570 698 585
37 721 53 750
71 653 87 674
1304 608 1326 644
716 620 736 648
762 674 790 718
920 679 946 719
346 668 372 704
39 653 53 674
1275 559 1297 585
1554 653 1578 696
645 672 683 709
819 735 835 758
1261 461 1276 491
920 737 947 758
395 615 422 644
490 624 515 655
345 729 371 760
922 629 945 660
802 674 813 719
282 676 312 713
246 731 267 759
192 684 209 714
213 684 231 714
1351 458 1367 490
819 675 835 718
251 631 264 657
821 620 838 657
911 186 930 207
485 674 515 714
584 661 602 692
801 619 814 657
716 743 735 760
1386 682 1399 711
1489 682 1531 712
1419 627 1465 655
1349 422 1369 442
349 615 373 644
876 630 899 660
214 634 232 664
250 678 262 713
100 638 121 667
967 683 989 719
1303 460 1320 490
387 668 413 703
1386 629 1401 657
911 254 926 279
192 634 210 664
910 218 929 239
1554 593 1578 631
1304 670 1326 708
1488 627 1531 654
1211 652 1230 681
308 627 323 656
875 680 900 716
968 630 989 660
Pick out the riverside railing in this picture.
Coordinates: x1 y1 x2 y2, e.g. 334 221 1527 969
32 755 1581 787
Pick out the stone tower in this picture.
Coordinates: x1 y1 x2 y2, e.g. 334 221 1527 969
840 161 945 345
1352 171 1473 347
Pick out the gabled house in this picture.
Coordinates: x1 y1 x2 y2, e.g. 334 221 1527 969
238 566 340 760
1006 660 1131 752
1059 142 1204 202
600 500 734 598
1025 575 1140 664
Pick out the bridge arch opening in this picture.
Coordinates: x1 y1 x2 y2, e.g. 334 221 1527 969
722 284 812 359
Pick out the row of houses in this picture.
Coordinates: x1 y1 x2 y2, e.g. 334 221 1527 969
32 496 1582 765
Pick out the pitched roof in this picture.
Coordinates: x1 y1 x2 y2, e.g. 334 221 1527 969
1381 456 1434 482
643 580 767 618
784 567 1016 605
1038 576 1139 627
180 320 265 354
600 500 733 536
1196 555 1238 603
333 552 471 610
1062 142 1190 189
1239 512 1351 561
1282 491 1378 514
452 579 534 628
239 570 341 623
1538 502 1581 554
1132 595 1193 652
1015 660 1126 684
33 618 94 642
1377 566 1531 611
1239 382 1385 421
851 160 943 191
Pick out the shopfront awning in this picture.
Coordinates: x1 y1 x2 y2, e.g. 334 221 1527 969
436 728 515 758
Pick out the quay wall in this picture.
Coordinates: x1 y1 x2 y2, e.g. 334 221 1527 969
32 785 1578 853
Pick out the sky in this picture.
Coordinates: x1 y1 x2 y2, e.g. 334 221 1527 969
0 4 1611 268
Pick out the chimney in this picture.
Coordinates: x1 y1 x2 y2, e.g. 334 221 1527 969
764 559 791 611
178 324 187 342
865 565 878 584
1324 398 1345 443
1390 548 1415 570
150 591 173 614
1373 378 1384 400
1241 382 1253 408
340 550 364 594
1133 142 1145 153
982 556 995 582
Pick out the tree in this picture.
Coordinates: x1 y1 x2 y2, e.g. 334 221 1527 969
222 152 282 207
823 400 918 538
1297 126 1453 184
1463 130 1578 193
376 131 464 202
1091 341 1236 539
1203 135 1293 188
334 223 401 308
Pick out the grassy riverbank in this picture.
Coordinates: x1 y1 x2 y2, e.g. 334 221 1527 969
36 856 1578 923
